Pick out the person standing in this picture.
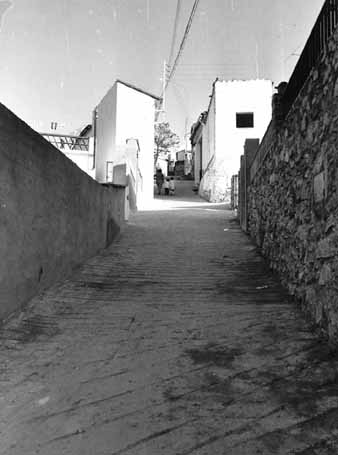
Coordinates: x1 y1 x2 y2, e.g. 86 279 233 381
163 178 170 195
155 169 164 195
169 177 175 196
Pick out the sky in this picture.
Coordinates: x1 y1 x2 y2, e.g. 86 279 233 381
0 0 324 144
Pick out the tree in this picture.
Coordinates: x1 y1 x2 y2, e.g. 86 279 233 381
154 122 180 167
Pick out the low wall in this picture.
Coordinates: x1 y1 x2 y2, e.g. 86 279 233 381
199 156 231 203
238 139 260 231
0 103 125 321
246 28 338 346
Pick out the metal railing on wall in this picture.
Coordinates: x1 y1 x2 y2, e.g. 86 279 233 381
249 0 338 183
41 133 90 151
282 0 338 117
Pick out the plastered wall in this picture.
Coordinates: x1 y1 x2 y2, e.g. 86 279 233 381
199 79 272 203
95 81 156 208
0 103 125 321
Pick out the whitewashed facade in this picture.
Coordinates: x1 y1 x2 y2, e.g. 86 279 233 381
192 79 273 202
95 80 160 208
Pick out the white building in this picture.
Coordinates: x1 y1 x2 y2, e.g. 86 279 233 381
191 79 273 203
95 79 160 209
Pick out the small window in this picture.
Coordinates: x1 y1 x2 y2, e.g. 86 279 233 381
236 112 254 128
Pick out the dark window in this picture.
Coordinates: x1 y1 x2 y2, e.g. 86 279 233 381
236 112 254 128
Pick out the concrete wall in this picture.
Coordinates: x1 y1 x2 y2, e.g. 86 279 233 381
0 103 125 322
246 27 338 346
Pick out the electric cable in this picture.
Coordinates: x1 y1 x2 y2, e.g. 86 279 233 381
156 0 200 121
168 0 182 69
165 0 200 92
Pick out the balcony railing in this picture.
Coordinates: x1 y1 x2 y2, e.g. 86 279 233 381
283 0 338 117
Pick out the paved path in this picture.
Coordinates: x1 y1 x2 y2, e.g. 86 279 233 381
1 181 338 454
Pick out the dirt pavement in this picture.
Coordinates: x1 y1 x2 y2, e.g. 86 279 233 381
1 180 338 454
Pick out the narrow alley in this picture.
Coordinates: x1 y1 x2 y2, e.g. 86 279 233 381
1 181 338 455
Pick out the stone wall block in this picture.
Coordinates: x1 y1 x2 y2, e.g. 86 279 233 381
306 124 315 144
329 39 336 53
301 116 307 132
316 238 335 258
315 300 326 326
314 152 324 174
325 215 336 234
313 171 326 204
323 112 330 128
306 287 317 312
334 78 338 97
269 173 277 184
323 66 331 84
319 263 332 286
296 225 309 242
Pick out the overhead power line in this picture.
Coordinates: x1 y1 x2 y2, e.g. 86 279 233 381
168 0 182 69
165 0 200 92
156 0 200 122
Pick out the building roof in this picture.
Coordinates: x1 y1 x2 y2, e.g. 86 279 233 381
216 78 272 84
115 79 162 101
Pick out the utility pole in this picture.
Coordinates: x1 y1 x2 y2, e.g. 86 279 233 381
184 117 188 151
156 0 200 123
155 61 167 123
162 60 167 119
158 60 170 123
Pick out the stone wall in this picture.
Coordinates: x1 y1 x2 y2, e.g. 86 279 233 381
247 27 338 346
0 103 125 322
